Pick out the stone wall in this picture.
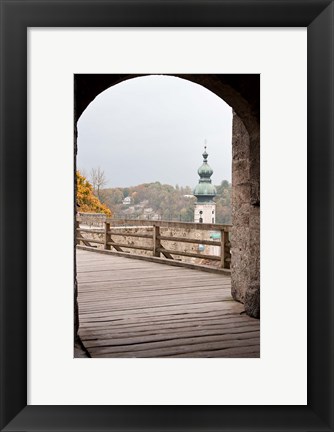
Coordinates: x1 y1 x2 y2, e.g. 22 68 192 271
231 112 260 317
78 212 106 227
231 113 250 301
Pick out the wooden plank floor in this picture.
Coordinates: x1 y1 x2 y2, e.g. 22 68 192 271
77 249 260 358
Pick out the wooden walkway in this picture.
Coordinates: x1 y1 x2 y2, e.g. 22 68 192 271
77 249 260 358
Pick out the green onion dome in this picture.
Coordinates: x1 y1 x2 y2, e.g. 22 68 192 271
197 148 213 178
193 146 217 202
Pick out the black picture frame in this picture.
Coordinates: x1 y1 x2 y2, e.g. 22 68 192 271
1 1 333 431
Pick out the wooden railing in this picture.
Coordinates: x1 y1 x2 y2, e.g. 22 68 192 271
76 218 231 269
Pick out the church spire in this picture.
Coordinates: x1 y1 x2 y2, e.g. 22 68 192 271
193 144 217 203
202 145 208 162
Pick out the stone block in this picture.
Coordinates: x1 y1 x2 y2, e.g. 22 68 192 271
244 282 260 318
233 184 251 205
232 203 250 226
232 113 250 160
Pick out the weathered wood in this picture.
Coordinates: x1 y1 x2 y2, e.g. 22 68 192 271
221 229 231 269
79 314 246 330
168 345 260 358
76 220 80 246
76 218 231 270
159 235 220 246
108 231 153 239
78 284 231 297
157 244 174 260
107 242 152 251
225 241 231 270
88 337 260 357
156 248 221 261
79 300 242 322
104 222 111 250
220 229 226 268
77 271 230 285
97 346 260 358
77 250 259 358
79 219 230 269
81 323 259 342
78 297 238 316
102 218 231 231
107 237 125 252
81 319 259 335
79 310 247 327
84 331 260 350
153 225 160 257
77 245 231 275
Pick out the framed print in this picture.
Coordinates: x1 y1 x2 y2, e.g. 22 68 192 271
1 0 333 431
28 35 305 405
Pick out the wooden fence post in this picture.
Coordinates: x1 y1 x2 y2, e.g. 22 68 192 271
220 229 231 269
220 229 225 268
153 225 161 257
76 220 80 246
220 229 226 269
104 221 111 250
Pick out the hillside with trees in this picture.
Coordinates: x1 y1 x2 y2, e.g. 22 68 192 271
214 180 232 224
97 180 231 224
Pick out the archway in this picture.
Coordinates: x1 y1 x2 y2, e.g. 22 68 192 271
74 74 260 346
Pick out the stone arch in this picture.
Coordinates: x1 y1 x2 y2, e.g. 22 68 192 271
74 74 260 319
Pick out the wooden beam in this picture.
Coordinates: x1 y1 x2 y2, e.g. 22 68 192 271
108 231 152 239
107 237 125 252
101 218 231 232
76 237 103 245
158 245 174 260
107 242 151 252
77 227 104 234
156 248 220 261
158 235 219 246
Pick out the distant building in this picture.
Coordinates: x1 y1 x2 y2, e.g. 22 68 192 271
193 146 217 224
122 196 131 205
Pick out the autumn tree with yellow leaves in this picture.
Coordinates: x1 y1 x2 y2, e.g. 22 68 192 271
76 171 111 216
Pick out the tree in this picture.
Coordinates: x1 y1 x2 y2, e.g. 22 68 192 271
215 180 232 224
102 188 124 206
90 167 107 200
76 171 111 216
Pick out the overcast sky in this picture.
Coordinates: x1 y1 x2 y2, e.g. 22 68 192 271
77 75 232 189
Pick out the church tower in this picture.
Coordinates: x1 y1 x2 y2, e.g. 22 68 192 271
193 146 217 223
